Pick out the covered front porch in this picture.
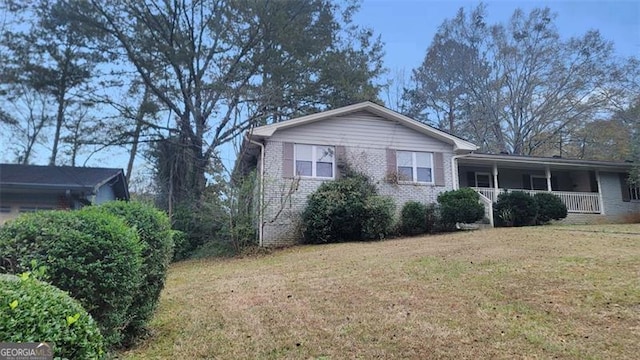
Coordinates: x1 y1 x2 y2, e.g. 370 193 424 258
455 154 604 216
469 188 601 214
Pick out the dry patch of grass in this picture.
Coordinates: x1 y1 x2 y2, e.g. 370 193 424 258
122 225 640 359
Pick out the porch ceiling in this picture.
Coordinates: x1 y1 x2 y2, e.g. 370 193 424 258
457 154 633 171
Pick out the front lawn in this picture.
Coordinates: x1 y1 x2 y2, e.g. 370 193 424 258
122 225 640 359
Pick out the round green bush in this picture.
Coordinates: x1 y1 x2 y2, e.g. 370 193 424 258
533 192 568 224
0 273 104 359
89 201 174 344
437 188 485 230
362 195 396 240
302 173 387 244
399 201 429 235
494 191 537 227
424 204 440 233
0 210 143 348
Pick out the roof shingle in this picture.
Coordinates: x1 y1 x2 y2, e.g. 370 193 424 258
0 164 124 189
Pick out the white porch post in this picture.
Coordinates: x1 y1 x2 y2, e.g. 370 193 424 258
452 156 459 190
596 170 605 215
545 166 552 191
492 162 499 202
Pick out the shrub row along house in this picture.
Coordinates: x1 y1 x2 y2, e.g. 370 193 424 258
237 102 640 247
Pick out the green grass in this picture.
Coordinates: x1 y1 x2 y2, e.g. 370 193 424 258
121 224 640 359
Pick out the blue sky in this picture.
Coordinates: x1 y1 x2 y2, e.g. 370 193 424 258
3 1 638 173
355 0 639 73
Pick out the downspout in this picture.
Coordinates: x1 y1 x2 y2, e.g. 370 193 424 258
247 134 265 247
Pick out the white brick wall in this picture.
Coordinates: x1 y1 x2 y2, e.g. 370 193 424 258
260 141 454 246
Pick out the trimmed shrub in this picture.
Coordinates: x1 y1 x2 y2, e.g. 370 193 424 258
399 201 429 235
0 273 104 359
437 188 485 230
533 193 568 224
89 201 174 344
362 195 396 240
301 173 391 243
0 210 143 348
494 191 537 227
425 204 440 233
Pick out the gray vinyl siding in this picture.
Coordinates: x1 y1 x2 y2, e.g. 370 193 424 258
561 171 639 222
600 172 640 218
95 184 115 204
269 111 451 152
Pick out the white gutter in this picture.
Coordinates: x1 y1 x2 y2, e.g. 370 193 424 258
246 134 265 247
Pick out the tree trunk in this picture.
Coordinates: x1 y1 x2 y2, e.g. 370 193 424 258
447 104 455 133
49 93 65 166
126 88 150 183
23 139 36 164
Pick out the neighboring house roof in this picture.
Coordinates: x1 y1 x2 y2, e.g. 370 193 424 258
459 153 636 170
0 164 129 200
248 101 478 152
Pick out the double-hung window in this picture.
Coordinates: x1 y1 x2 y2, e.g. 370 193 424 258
295 144 335 178
475 172 492 188
397 151 433 183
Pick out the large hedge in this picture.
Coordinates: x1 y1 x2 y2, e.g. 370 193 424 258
0 210 143 348
494 191 538 227
362 195 396 240
301 173 394 243
399 201 430 235
437 188 485 230
0 273 105 359
533 192 568 224
88 201 174 344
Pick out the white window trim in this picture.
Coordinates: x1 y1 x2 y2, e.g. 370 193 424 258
475 172 492 188
294 144 335 179
397 151 434 184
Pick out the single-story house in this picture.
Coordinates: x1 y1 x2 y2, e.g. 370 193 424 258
0 164 129 224
237 102 640 247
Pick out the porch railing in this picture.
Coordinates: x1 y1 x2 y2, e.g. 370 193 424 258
470 187 601 214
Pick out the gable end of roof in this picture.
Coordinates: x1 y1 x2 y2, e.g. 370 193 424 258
248 102 478 152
